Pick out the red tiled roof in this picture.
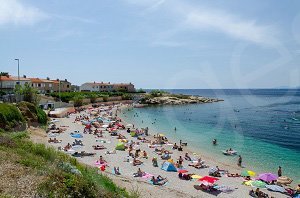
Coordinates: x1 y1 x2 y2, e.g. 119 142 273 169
0 75 30 81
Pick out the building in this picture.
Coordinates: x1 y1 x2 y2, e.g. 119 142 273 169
113 83 135 92
29 77 54 94
0 75 31 93
80 82 135 92
52 79 72 92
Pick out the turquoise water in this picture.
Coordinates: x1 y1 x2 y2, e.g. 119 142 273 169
121 89 300 181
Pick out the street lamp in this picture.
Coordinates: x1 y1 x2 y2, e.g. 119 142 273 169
14 59 20 85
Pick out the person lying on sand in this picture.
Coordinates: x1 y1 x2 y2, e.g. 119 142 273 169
48 138 62 143
227 173 241 177
133 168 145 177
133 157 143 166
106 150 116 154
188 158 207 169
63 143 72 151
161 153 171 160
151 176 168 186
93 145 107 150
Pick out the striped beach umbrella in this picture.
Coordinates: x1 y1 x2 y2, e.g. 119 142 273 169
241 170 256 177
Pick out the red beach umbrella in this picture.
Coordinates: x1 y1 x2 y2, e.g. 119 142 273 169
198 176 219 184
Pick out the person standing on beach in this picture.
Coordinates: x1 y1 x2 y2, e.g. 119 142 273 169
238 155 242 167
278 166 282 177
174 127 176 131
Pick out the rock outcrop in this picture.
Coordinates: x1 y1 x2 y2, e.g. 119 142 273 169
140 95 223 105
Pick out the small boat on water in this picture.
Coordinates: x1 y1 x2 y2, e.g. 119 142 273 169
222 150 237 156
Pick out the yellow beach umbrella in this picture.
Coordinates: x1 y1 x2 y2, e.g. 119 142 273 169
159 133 165 137
191 175 202 179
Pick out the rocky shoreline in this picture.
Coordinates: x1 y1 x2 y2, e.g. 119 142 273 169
140 95 223 105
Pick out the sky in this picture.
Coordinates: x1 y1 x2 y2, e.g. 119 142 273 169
0 0 300 89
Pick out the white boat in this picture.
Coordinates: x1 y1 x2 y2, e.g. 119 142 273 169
222 150 237 156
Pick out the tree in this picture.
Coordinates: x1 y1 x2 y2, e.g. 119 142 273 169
15 83 40 105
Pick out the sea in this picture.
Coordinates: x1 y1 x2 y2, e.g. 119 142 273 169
120 89 300 182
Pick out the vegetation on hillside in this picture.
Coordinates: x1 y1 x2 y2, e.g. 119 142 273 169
0 102 47 131
0 132 133 197
50 91 135 104
0 103 25 131
17 101 48 126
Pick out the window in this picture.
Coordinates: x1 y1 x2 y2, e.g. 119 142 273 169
38 83 41 87
49 84 52 87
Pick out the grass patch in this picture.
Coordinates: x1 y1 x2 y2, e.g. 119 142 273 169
0 132 133 197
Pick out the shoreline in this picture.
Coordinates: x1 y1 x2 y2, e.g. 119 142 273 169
37 103 291 198
118 106 246 178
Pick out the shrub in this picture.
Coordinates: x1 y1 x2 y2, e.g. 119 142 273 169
0 103 25 131
73 95 83 107
17 101 48 126
37 107 47 125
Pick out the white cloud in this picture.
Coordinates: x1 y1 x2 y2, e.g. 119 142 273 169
125 0 278 46
0 0 48 25
184 8 276 45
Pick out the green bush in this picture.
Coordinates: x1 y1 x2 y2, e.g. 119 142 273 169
0 103 25 131
37 107 47 125
17 101 48 126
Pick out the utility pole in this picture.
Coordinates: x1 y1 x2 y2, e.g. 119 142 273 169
14 59 20 85
58 79 61 108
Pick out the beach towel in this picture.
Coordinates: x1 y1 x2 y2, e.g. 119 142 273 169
71 134 83 138
141 172 154 179
95 161 108 167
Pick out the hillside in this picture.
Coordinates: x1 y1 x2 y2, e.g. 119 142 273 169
0 131 133 198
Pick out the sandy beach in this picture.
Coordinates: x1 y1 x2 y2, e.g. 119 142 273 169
38 104 291 198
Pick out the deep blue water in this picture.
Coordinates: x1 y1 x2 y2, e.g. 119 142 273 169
122 89 300 180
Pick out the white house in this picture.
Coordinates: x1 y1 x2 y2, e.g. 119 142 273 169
80 82 114 92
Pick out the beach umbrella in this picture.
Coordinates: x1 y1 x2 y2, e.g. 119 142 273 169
258 173 278 182
241 170 256 177
198 176 219 184
191 175 202 179
266 185 287 193
277 176 293 185
178 169 188 173
251 180 267 188
126 124 133 128
159 133 165 137
244 180 253 186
